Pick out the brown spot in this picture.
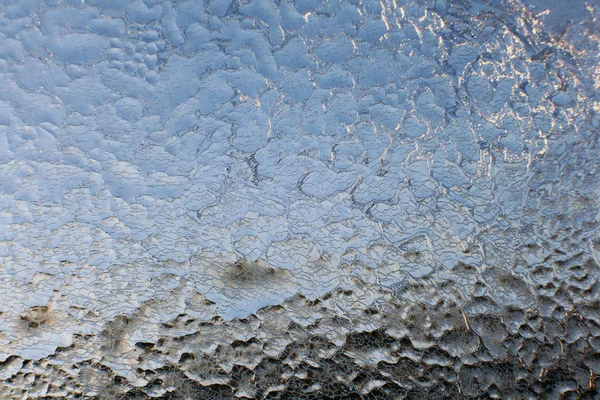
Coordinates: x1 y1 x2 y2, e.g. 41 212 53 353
21 306 50 327
225 258 284 283
101 315 131 351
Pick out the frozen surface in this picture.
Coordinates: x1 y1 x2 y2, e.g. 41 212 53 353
0 0 599 398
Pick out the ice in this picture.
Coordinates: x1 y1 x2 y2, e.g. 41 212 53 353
49 34 108 65
160 2 185 47
226 68 267 97
325 93 357 126
240 0 284 45
198 73 234 114
315 65 354 89
552 91 571 106
301 165 357 199
275 38 315 68
283 68 314 102
0 38 25 62
175 2 204 27
89 17 126 37
55 77 111 115
127 0 161 24
449 45 478 75
1 0 598 398
207 0 233 17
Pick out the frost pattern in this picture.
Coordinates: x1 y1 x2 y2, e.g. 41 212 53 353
1 0 599 398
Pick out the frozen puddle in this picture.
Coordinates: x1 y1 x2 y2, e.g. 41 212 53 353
0 0 599 398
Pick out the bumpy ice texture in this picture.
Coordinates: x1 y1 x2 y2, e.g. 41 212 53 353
1 0 600 398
